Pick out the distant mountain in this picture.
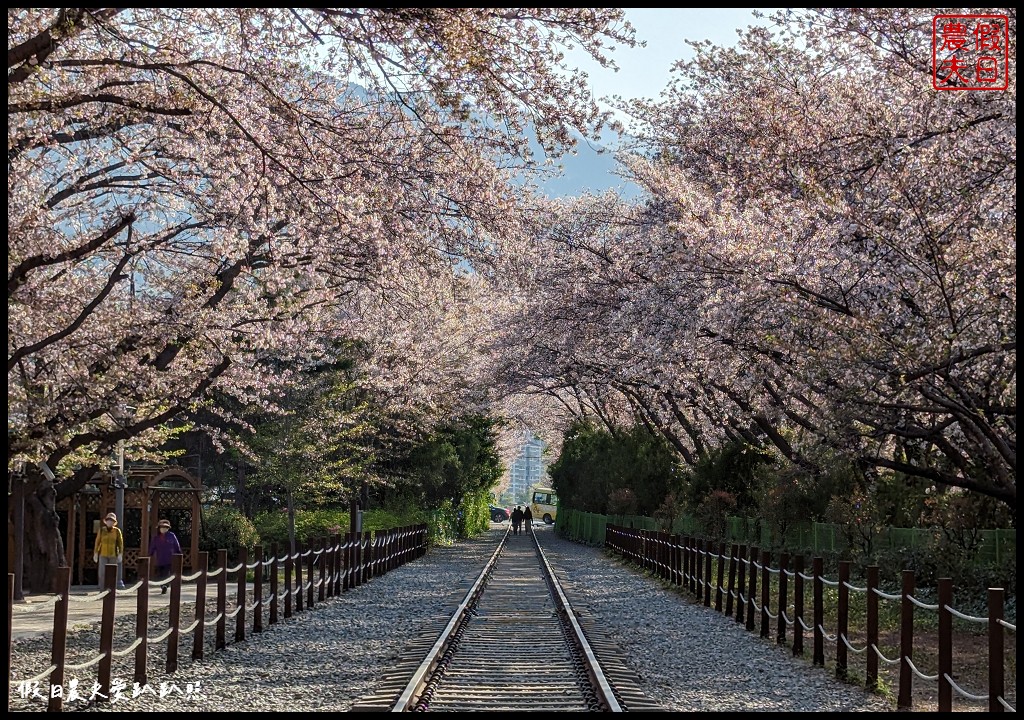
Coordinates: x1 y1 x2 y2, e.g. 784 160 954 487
531 132 643 200
525 124 643 200
341 81 643 201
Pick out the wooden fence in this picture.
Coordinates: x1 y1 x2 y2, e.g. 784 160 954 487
8 524 427 711
605 524 1016 713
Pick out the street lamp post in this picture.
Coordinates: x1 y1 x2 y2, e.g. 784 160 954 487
112 439 127 530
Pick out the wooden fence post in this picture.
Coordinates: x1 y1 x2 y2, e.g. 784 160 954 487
866 565 879 690
714 542 726 612
725 544 738 617
353 533 362 589
337 532 346 594
306 542 315 609
325 537 334 598
897 569 915 710
837 560 850 679
777 553 789 645
344 532 352 594
988 587 1005 713
361 531 371 585
269 543 279 626
704 541 713 607
7 573 12 714
216 549 227 650
760 549 771 638
793 555 805 657
735 545 747 624
253 545 263 634
235 547 247 643
97 563 117 701
134 557 149 685
284 543 293 618
812 557 824 666
167 553 182 673
938 578 952 712
746 546 758 633
193 552 208 660
47 566 71 712
318 538 327 602
295 541 304 612
688 536 696 594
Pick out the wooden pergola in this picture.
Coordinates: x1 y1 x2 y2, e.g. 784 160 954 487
57 465 202 586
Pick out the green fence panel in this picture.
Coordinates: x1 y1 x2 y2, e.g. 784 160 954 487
560 507 1014 569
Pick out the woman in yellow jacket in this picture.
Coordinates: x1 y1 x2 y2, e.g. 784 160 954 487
94 512 125 590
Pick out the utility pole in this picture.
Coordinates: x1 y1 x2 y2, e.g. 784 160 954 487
11 462 25 601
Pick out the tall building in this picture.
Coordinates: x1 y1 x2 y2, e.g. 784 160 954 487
507 431 549 503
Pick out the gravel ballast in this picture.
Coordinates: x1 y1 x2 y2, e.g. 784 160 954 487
9 525 892 712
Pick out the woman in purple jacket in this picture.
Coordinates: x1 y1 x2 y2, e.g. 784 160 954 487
149 519 183 593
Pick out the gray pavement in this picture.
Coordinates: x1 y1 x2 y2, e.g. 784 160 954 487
10 583 247 642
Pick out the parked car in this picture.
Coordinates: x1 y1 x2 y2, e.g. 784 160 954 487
489 505 510 522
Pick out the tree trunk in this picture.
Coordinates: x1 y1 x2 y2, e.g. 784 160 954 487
287 490 296 556
22 472 67 593
235 461 247 511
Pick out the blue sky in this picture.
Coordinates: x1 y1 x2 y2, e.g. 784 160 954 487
565 9 783 123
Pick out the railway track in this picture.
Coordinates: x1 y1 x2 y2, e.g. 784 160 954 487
351 526 664 712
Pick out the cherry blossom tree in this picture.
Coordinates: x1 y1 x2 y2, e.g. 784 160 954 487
488 8 1015 514
7 7 637 589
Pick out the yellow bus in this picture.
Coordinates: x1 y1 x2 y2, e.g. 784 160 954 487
528 486 559 525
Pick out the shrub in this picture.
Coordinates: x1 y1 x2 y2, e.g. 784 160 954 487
200 504 259 561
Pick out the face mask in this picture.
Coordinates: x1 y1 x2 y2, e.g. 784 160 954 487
160 528 168 533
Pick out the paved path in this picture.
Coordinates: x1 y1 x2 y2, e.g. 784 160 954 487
10 583 250 641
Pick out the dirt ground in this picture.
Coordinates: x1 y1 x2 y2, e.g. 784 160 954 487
810 624 1016 712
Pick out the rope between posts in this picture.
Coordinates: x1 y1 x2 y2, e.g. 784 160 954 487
871 643 901 665
17 665 58 684
178 619 201 636
840 633 868 654
908 595 939 611
818 624 838 642
843 580 866 592
182 570 203 582
111 637 145 657
873 587 902 601
147 627 174 644
119 580 145 594
944 674 989 702
905 656 939 681
944 605 987 624
204 613 223 626
65 652 106 671
68 590 110 602
12 596 61 611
